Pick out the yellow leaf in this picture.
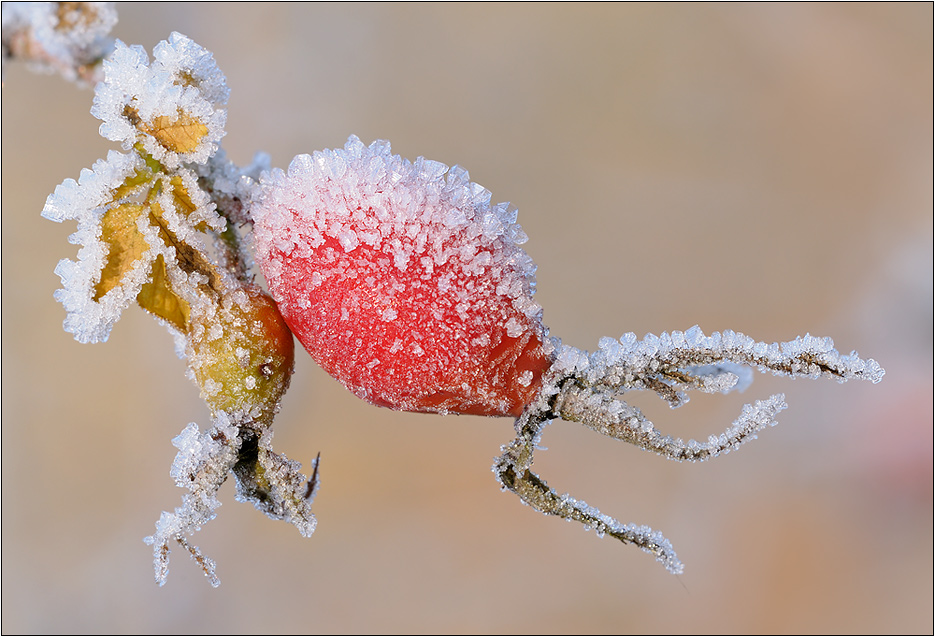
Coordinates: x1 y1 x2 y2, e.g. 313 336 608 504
148 200 220 294
168 174 208 232
112 166 154 200
147 112 208 154
123 105 209 154
94 203 148 301
137 254 190 332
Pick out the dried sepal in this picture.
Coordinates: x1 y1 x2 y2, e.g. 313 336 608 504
145 414 317 587
493 407 684 574
495 327 883 572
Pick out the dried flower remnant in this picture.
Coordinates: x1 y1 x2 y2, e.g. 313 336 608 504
1 2 116 86
253 136 884 575
42 33 315 587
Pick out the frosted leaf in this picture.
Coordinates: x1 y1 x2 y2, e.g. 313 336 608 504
152 31 229 107
91 33 227 168
42 150 150 343
1 1 117 86
41 147 230 343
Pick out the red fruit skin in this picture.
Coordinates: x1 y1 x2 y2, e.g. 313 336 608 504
268 233 551 417
253 137 554 417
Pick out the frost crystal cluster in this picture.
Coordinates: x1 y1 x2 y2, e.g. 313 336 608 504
1 2 117 85
40 32 317 587
27 27 884 586
252 136 552 418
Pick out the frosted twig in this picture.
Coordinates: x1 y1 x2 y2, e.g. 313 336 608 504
144 415 317 586
495 327 883 572
493 407 683 573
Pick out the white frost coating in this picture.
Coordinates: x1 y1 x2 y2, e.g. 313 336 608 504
41 151 147 343
91 32 228 168
1 2 117 85
252 135 540 325
547 325 883 461
583 325 884 400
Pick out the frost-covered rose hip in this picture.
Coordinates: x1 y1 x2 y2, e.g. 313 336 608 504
252 136 553 417
187 282 295 423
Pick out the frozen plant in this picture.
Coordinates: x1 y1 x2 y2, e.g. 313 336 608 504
40 32 317 587
2 1 117 86
15 26 883 585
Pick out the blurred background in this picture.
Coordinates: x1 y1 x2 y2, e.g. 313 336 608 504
2 3 931 633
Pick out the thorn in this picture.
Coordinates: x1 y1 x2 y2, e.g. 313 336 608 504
305 452 321 499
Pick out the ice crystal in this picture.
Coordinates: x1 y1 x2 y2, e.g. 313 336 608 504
493 327 883 569
92 32 228 168
251 135 551 417
31 25 886 585
1 1 117 85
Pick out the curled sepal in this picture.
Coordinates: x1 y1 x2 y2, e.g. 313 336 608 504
145 415 318 587
91 32 228 169
493 409 683 574
546 326 884 462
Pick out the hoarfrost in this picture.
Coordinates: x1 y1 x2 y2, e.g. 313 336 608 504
252 135 549 416
1 1 117 85
494 325 883 571
91 33 228 168
145 414 318 587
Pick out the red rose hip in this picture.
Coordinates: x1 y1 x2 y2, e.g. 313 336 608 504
252 136 553 417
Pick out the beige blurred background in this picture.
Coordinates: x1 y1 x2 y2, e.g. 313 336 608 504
2 3 932 633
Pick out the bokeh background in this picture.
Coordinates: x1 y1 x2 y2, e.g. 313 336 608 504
3 3 932 633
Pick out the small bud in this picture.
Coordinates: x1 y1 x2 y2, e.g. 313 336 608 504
188 284 294 424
